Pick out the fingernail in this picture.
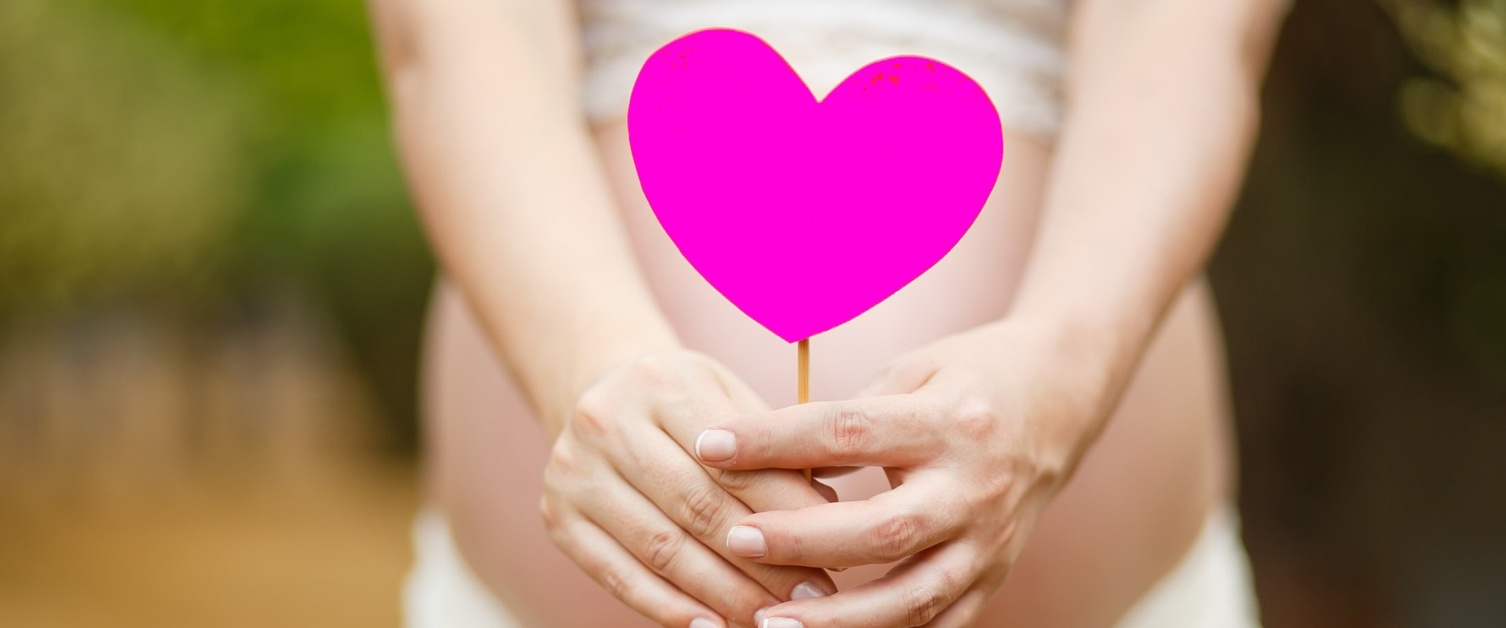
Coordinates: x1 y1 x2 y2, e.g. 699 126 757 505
689 619 720 628
762 618 804 628
727 525 766 557
695 430 736 461
791 581 826 600
754 608 769 623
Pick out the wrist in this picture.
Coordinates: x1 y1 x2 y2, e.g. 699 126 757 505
542 317 683 438
973 315 1135 464
1005 294 1156 399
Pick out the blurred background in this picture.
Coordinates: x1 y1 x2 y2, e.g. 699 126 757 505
0 0 1502 626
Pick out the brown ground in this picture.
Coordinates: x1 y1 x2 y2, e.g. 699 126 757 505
0 303 421 627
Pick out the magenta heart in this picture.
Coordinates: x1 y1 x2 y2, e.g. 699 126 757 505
629 29 1003 342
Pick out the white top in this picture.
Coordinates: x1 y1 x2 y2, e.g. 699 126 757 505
577 0 1070 135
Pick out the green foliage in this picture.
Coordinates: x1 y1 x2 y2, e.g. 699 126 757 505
0 0 432 444
0 0 253 311
1391 0 1506 178
1386 0 1506 376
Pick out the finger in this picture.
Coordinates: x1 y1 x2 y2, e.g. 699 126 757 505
695 396 945 470
573 469 784 624
811 480 838 503
756 541 980 628
725 481 963 568
544 504 727 628
924 585 992 628
651 386 832 515
624 430 838 603
705 467 832 512
702 358 773 415
810 466 862 479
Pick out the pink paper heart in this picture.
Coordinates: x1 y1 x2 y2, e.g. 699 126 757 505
629 28 1003 342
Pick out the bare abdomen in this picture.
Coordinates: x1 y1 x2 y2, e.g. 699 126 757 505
422 123 1231 627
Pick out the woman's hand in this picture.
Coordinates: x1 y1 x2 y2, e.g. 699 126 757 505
542 350 839 628
693 321 1113 627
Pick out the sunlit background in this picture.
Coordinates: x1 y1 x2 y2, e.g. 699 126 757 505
1 0 1503 626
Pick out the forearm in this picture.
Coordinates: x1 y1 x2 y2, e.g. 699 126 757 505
371 0 678 435
1005 0 1285 442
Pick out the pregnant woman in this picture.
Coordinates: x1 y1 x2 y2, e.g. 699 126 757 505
371 0 1289 626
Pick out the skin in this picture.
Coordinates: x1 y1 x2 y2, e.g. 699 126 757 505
369 0 1288 626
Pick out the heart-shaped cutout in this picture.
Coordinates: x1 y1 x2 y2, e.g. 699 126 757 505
629 28 1004 342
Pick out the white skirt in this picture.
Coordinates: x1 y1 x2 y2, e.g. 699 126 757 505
402 505 1263 628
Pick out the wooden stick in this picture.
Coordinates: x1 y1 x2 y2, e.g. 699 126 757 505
798 338 811 482
797 339 810 404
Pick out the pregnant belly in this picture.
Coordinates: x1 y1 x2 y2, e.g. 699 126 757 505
424 122 1232 627
599 121 1046 404
595 120 1232 625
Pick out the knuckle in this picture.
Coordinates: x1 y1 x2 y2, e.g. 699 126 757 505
538 495 560 529
629 353 678 387
935 564 963 596
725 587 775 622
644 527 684 574
544 438 585 480
874 511 921 559
598 561 633 600
997 519 1024 554
828 406 872 459
874 359 934 392
571 391 616 438
897 360 938 385
903 580 949 626
713 469 759 493
952 397 995 440
538 499 572 551
680 482 731 538
976 467 1015 507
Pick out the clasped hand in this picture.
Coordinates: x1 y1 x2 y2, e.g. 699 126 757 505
542 322 1093 628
